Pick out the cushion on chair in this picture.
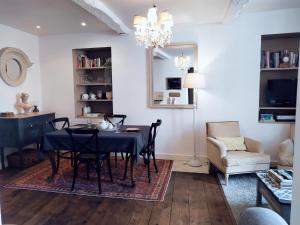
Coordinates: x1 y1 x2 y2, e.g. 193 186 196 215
223 151 270 167
206 121 240 138
216 137 247 151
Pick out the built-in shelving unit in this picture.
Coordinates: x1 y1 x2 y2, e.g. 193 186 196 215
261 67 298 71
259 33 300 123
72 47 113 119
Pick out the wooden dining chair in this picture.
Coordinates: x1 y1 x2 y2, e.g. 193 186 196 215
127 119 161 183
66 128 112 194
123 119 162 183
104 114 127 126
104 114 127 165
49 117 72 173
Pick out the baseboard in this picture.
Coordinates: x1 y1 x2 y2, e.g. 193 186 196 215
156 153 208 162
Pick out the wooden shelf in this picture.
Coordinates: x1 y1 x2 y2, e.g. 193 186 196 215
78 99 112 102
259 121 295 124
73 47 113 117
261 67 298 71
76 83 112 86
76 66 111 70
259 107 296 110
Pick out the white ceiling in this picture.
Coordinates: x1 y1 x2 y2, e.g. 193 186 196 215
0 0 299 36
242 0 300 13
0 0 112 36
100 0 231 26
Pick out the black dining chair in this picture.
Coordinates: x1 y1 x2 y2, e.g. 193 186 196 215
66 128 112 194
140 119 162 183
104 114 127 165
49 117 73 173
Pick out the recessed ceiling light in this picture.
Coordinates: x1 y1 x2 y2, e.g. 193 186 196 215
81 22 87 27
36 25 41 29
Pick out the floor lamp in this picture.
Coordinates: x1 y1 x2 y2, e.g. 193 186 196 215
183 72 205 167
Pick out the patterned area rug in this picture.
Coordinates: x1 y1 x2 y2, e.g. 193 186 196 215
4 158 173 201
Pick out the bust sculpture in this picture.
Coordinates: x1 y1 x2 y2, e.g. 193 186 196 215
16 92 33 113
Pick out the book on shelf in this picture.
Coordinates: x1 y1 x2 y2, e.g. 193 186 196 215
261 49 299 69
267 169 293 189
77 55 106 69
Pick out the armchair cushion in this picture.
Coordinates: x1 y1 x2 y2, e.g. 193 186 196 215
223 151 270 167
216 137 247 151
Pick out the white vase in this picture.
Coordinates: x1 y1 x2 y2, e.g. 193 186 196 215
106 91 112 100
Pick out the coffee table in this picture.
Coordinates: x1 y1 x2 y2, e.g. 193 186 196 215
256 172 292 224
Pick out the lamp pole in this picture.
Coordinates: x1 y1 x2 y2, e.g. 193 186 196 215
187 88 202 167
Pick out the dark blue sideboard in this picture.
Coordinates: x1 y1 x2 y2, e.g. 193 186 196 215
0 112 55 169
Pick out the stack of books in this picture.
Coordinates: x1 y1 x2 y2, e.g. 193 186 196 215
261 50 299 68
267 169 293 189
77 55 103 68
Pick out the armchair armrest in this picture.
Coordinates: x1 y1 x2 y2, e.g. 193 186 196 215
279 139 294 156
278 139 294 167
244 137 264 153
207 137 227 158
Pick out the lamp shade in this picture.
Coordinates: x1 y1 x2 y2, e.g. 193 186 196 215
183 72 205 89
133 15 146 27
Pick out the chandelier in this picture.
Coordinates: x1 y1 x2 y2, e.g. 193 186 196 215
175 53 190 70
133 3 174 48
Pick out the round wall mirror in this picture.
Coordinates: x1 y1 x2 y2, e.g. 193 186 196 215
0 47 33 87
6 58 22 81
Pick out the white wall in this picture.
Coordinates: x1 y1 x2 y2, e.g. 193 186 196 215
291 73 300 224
0 24 41 167
40 9 300 161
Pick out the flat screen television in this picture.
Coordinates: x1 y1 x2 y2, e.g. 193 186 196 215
266 79 298 107
166 77 181 90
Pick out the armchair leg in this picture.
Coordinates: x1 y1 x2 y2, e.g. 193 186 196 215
225 174 229 185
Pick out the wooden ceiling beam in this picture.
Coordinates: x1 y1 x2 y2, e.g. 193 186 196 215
72 0 131 34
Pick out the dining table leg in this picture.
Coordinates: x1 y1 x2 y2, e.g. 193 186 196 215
123 153 129 180
46 151 57 178
130 153 135 187
0 147 5 170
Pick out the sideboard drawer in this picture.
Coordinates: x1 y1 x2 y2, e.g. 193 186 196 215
0 119 19 147
20 113 55 146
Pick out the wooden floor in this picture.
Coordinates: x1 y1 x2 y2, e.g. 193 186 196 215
0 170 235 225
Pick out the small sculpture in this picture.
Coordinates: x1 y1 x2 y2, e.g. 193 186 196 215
16 92 33 113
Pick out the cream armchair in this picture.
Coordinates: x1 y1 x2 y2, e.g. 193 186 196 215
278 124 295 169
206 121 270 185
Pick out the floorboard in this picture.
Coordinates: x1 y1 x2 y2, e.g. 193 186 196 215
0 169 234 225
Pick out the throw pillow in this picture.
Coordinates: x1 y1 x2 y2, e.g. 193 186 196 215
215 137 247 151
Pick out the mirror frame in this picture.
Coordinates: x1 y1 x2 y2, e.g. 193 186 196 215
148 42 198 109
0 47 33 87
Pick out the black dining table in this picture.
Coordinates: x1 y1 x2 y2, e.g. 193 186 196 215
42 125 150 186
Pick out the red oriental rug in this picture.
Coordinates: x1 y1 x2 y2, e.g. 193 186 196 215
4 158 173 201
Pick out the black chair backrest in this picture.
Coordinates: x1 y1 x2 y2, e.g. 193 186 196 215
104 114 127 126
49 117 70 131
148 119 162 149
65 128 99 154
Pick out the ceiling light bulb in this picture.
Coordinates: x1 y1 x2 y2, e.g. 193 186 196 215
36 25 41 29
81 22 87 27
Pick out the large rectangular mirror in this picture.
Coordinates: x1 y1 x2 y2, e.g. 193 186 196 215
148 43 198 108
